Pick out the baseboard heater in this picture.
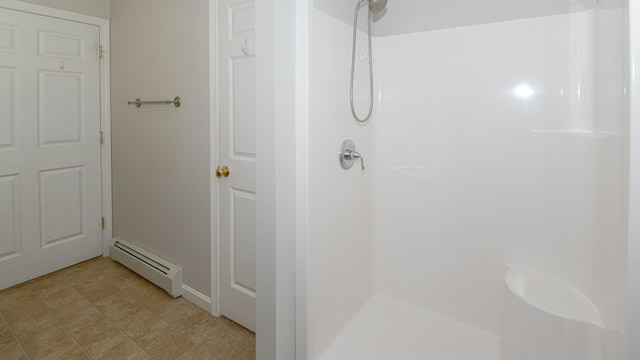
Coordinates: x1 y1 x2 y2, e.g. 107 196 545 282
109 237 183 297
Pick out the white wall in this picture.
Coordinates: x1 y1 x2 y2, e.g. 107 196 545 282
110 0 211 296
308 8 374 358
16 0 109 18
371 8 627 335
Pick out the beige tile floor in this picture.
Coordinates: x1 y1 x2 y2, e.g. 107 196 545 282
0 257 255 360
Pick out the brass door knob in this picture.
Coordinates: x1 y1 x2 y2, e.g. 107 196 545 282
216 165 230 178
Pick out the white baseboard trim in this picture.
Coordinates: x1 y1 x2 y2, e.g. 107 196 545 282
182 284 213 313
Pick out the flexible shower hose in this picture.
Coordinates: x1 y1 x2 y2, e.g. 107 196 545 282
350 0 375 124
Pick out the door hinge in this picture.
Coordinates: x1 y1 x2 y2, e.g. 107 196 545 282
99 45 104 58
101 217 105 229
100 131 104 144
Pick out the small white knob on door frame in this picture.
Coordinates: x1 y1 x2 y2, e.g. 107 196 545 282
242 36 255 56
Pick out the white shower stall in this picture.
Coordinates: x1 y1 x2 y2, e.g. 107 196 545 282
299 0 635 358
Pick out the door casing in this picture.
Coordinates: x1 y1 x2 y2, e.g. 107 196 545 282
209 0 220 317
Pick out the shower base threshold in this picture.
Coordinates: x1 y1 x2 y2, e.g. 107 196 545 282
319 294 500 360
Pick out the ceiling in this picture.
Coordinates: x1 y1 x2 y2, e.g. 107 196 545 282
314 0 624 36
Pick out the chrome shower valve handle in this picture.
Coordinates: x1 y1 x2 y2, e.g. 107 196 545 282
344 149 365 171
339 139 365 171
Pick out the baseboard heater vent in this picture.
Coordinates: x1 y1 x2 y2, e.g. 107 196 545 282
110 237 183 297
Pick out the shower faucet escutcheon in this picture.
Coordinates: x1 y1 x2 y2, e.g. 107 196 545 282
339 139 365 171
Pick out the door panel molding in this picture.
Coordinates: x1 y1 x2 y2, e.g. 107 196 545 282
0 173 20 261
229 187 256 297
0 66 15 148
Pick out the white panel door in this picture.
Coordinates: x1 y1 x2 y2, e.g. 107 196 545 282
0 8 102 289
218 0 256 332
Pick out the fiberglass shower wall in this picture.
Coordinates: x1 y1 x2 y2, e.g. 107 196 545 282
372 6 627 334
309 0 628 358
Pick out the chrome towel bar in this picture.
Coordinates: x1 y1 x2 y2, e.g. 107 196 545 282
128 96 181 108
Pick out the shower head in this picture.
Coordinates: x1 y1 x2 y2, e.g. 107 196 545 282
369 0 388 13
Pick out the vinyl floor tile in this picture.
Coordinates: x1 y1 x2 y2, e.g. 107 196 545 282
197 323 245 358
0 322 16 344
175 345 214 360
63 308 119 345
0 338 29 360
4 307 53 335
83 328 151 360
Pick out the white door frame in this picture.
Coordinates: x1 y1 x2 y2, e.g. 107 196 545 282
627 1 640 358
209 0 221 317
0 0 112 257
